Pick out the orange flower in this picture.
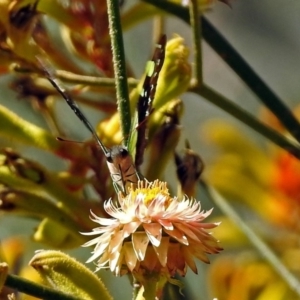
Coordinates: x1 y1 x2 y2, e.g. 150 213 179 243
273 151 300 202
82 180 222 278
202 119 300 230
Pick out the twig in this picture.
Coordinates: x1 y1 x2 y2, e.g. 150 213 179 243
106 0 132 143
14 66 139 88
191 84 300 159
5 274 82 300
189 0 203 84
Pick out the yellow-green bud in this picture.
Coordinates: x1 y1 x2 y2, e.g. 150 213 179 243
29 250 113 300
153 35 191 110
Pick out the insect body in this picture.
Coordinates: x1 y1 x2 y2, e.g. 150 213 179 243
106 146 138 193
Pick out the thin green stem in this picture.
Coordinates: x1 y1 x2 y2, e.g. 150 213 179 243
55 71 139 88
14 66 139 88
142 0 187 21
191 84 300 159
132 277 140 300
5 274 82 300
152 14 165 45
106 0 132 143
201 182 300 298
189 0 203 84
142 0 300 146
142 279 157 300
200 17 300 144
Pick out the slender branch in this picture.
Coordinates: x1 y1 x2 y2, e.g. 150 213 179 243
5 274 82 300
142 0 300 145
191 84 300 159
201 182 300 298
132 277 140 300
152 16 165 45
200 17 300 144
106 0 132 143
142 0 187 19
189 0 203 84
14 66 139 88
55 71 139 88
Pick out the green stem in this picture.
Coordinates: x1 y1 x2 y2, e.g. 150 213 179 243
106 0 131 143
191 84 300 159
142 0 300 146
189 0 203 84
5 274 82 300
201 182 300 297
55 71 139 88
14 66 139 88
200 17 300 144
152 15 165 46
142 279 157 300
132 277 141 300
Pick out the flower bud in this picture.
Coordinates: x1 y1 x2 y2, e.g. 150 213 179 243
175 140 204 199
29 250 113 300
145 99 183 180
153 35 191 110
0 1 40 62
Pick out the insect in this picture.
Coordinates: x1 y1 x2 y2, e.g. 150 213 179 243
40 67 139 195
38 35 166 194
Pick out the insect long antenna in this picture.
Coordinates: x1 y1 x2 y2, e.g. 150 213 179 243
37 57 140 195
39 59 108 156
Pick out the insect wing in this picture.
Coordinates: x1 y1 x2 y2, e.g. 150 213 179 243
129 35 167 168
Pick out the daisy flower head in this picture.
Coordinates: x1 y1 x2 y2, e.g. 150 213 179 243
82 180 222 280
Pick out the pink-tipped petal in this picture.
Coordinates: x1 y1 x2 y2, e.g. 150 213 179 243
132 232 150 261
153 237 169 267
164 228 189 245
124 242 138 271
143 223 162 247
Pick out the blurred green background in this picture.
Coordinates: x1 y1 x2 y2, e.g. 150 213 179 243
1 0 300 299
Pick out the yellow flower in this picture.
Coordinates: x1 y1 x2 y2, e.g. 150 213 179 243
202 119 300 230
82 180 222 278
209 254 295 300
